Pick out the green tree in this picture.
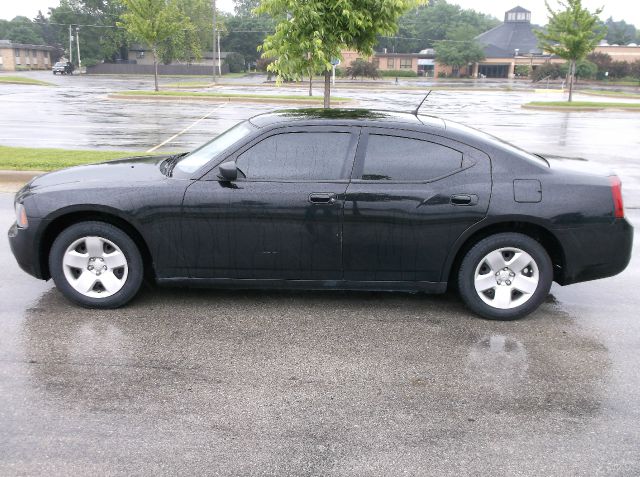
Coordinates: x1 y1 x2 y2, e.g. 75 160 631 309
257 0 426 108
1 16 45 44
118 0 192 91
157 0 210 65
434 26 484 77
220 14 274 67
535 0 606 102
233 0 261 17
605 17 636 45
376 0 499 54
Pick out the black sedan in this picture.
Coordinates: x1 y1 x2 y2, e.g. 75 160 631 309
8 109 633 320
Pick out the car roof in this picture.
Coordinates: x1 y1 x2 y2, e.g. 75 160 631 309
249 109 446 130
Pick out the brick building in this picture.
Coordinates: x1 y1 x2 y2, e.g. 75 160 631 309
0 40 54 72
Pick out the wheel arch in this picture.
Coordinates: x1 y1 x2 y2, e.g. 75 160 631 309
39 207 155 281
443 218 566 287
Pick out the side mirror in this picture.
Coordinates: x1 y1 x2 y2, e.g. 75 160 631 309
217 161 238 182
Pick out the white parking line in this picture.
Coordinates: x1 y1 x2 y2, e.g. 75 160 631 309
146 104 226 153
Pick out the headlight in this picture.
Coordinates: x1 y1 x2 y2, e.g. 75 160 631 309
15 203 28 228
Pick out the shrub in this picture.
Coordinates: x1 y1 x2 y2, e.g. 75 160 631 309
379 69 418 77
515 65 531 77
532 62 564 81
224 52 246 73
345 59 380 80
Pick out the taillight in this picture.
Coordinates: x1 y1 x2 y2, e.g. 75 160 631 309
610 176 625 219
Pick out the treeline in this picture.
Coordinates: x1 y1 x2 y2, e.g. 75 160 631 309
1 0 639 71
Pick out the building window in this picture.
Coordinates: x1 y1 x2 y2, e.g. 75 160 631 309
387 57 394 68
400 58 412 69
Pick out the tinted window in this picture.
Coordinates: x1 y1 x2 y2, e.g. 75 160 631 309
177 121 256 174
362 135 462 181
237 132 353 180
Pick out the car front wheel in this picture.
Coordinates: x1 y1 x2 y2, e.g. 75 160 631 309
49 221 144 308
458 232 553 320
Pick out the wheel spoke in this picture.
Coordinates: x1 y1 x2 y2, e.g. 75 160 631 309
474 273 496 292
508 251 533 274
514 276 538 295
104 251 127 269
98 271 123 293
484 250 506 272
73 271 98 294
492 286 512 308
63 251 88 269
85 236 104 257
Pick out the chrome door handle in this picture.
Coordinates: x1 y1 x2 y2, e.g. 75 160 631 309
309 193 336 204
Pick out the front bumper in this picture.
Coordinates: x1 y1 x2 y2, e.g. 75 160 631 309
555 218 634 285
8 219 47 280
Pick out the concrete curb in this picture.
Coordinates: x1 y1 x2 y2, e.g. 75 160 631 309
109 93 355 106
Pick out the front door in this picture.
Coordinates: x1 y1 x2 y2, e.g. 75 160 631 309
182 126 359 280
343 128 491 283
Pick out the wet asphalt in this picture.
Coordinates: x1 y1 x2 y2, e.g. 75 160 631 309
1 71 640 475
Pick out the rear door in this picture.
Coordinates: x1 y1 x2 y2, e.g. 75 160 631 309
342 127 491 283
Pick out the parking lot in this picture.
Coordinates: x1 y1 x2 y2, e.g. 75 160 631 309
1 72 640 475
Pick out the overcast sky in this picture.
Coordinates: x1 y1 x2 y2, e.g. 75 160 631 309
1 0 639 29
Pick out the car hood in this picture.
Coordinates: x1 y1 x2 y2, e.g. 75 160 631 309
29 155 171 189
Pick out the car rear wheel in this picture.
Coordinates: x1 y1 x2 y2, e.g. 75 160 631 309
49 221 144 308
458 233 553 320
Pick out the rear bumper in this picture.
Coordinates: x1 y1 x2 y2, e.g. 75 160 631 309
8 220 46 280
555 218 633 285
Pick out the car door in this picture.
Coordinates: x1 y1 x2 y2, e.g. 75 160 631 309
181 126 359 280
343 127 491 283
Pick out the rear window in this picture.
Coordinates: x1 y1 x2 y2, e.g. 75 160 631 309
361 135 463 181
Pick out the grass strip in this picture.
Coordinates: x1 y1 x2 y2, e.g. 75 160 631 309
0 146 148 171
117 90 349 101
580 89 640 99
0 75 53 86
523 101 640 110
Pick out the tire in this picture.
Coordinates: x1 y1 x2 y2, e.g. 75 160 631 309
458 232 553 320
49 221 144 309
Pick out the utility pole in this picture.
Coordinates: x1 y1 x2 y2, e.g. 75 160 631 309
76 26 82 74
218 30 222 77
212 0 217 83
68 24 73 65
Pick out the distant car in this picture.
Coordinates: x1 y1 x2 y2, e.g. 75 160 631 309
8 109 633 320
52 61 73 75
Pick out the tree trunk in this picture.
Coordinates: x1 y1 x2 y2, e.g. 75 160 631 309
309 74 313 96
153 47 159 92
323 70 330 108
568 59 575 102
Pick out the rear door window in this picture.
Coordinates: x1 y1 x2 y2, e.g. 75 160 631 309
360 134 463 181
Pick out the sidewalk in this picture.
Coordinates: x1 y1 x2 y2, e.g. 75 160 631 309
0 170 43 193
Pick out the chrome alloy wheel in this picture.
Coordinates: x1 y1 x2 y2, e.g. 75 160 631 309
62 236 129 298
473 247 539 310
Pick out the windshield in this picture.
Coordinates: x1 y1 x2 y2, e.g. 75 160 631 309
54 62 65 67
176 121 256 174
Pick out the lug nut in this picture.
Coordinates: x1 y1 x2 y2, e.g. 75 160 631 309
96 271 101 275
506 280 511 285
103 265 107 270
510 272 515 277
88 265 93 270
